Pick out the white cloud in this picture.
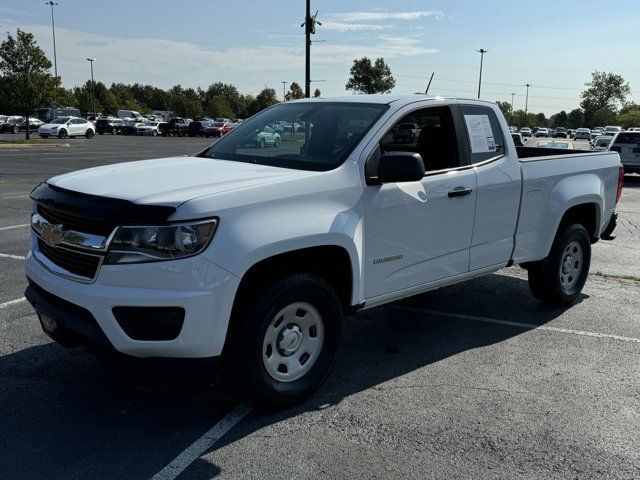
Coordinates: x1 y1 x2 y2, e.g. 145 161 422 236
325 11 444 23
321 21 393 32
0 21 439 95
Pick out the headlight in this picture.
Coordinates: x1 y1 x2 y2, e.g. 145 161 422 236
104 219 218 265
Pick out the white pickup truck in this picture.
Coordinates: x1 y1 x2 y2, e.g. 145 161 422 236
25 95 623 406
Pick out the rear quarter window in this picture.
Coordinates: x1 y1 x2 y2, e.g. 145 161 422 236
614 133 640 144
459 105 506 163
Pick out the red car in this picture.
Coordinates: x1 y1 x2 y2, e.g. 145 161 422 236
222 122 236 135
203 121 226 138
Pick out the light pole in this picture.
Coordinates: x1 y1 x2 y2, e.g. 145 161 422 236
510 92 515 122
87 58 95 116
46 1 59 78
476 49 487 99
282 81 287 101
524 83 531 124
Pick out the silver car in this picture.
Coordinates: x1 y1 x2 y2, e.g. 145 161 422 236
609 131 640 174
573 128 591 140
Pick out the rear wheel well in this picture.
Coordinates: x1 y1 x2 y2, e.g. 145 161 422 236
558 203 599 243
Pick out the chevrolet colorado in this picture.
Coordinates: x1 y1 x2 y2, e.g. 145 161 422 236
25 95 623 406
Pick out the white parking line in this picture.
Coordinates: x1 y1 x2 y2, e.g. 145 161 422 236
0 297 26 310
0 223 29 232
0 253 25 260
151 403 252 480
0 194 30 200
393 307 640 344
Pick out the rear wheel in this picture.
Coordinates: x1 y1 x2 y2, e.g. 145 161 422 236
221 274 343 407
152 130 158 137
259 138 265 149
528 223 591 306
11 125 18 134
274 137 281 148
85 129 94 139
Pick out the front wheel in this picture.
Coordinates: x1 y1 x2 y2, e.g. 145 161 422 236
528 223 591 306
221 274 343 407
58 129 68 139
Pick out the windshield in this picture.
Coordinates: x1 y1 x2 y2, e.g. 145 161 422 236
51 117 70 124
202 102 388 171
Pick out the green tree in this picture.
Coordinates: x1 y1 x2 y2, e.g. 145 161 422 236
313 88 321 98
206 96 234 118
590 108 617 128
249 88 278 115
285 82 305 101
618 109 640 129
495 101 512 120
550 110 568 128
567 109 584 129
0 29 59 139
346 57 395 94
535 112 547 127
580 71 630 113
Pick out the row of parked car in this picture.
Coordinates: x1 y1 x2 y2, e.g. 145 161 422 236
93 116 242 138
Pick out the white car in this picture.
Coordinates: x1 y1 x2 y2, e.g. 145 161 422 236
25 95 622 406
136 122 161 136
533 128 549 137
573 128 591 140
520 127 532 137
38 116 95 139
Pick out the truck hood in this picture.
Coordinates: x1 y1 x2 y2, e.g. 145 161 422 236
48 156 313 206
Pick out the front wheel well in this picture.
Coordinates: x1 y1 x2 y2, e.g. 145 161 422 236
232 246 354 313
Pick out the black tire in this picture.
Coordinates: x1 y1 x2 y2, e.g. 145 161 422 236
85 129 94 139
112 128 116 135
274 137 281 148
11 125 18 134
259 138 265 149
221 274 343 407
152 130 158 137
528 223 591 306
58 129 68 139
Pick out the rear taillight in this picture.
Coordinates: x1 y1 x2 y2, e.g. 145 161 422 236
617 164 624 203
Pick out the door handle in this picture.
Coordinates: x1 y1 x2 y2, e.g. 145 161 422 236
448 187 473 198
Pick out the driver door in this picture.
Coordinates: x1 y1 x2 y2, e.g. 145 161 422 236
363 104 477 299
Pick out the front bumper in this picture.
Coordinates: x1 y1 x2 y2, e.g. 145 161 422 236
25 241 240 358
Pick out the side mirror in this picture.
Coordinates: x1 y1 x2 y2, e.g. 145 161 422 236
377 152 425 184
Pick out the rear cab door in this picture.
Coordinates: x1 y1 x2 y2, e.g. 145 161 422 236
458 103 522 270
362 100 477 299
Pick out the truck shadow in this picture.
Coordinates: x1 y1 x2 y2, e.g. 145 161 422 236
0 271 585 479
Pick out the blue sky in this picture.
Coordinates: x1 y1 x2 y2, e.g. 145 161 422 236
2 0 639 115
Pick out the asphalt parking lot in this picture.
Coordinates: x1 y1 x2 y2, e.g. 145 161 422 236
1 135 639 479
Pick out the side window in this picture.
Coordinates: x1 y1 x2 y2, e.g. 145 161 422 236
379 107 460 172
459 105 505 164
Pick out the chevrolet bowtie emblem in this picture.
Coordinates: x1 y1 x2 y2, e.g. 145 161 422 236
41 222 64 247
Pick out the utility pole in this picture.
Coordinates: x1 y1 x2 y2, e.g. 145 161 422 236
46 1 59 78
282 81 287 101
476 49 487 99
524 83 531 124
301 1 321 98
87 58 96 116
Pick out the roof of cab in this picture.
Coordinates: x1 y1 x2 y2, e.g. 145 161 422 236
288 93 497 108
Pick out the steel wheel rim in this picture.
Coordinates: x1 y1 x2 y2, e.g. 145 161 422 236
262 302 325 383
559 240 583 292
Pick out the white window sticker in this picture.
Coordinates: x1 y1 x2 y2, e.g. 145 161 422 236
464 114 496 153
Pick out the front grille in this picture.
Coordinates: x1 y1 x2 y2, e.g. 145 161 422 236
37 204 116 237
38 238 102 279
